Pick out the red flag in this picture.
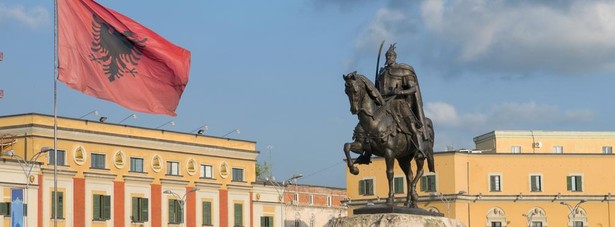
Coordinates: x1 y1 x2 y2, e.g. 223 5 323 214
58 0 191 116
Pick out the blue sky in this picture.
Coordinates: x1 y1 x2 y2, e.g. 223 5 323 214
1 0 615 188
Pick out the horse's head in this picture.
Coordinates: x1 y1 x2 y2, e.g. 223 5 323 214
343 71 384 116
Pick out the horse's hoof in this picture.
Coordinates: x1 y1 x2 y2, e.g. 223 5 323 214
350 166 359 175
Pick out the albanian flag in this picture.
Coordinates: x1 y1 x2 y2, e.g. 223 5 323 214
58 0 191 116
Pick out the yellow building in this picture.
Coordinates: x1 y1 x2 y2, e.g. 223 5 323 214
0 113 261 227
346 130 615 227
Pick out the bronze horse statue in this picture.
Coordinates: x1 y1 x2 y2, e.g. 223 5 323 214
343 71 434 208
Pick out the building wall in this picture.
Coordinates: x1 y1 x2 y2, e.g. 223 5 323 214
474 130 615 154
347 131 615 227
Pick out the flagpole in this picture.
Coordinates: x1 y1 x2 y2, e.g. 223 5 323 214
53 0 59 226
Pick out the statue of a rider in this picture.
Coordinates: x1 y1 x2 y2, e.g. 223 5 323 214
354 43 427 164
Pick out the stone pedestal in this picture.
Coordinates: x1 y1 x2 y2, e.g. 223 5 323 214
326 213 466 227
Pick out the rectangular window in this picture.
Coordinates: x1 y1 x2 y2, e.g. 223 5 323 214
232 168 244 182
531 221 543 227
603 146 613 154
131 197 149 223
234 203 243 227
51 191 64 219
260 216 273 227
530 175 542 192
491 222 502 227
293 193 299 204
202 201 212 226
420 175 437 192
167 161 180 176
93 194 111 221
358 179 374 195
130 157 144 172
511 146 521 153
394 177 404 194
326 196 332 207
490 175 502 192
91 153 106 169
567 175 583 192
48 150 66 166
201 165 213 178
168 199 183 224
573 221 584 227
308 195 313 205
553 146 563 153
0 202 10 216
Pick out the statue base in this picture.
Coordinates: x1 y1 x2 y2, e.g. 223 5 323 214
353 205 443 216
326 213 466 227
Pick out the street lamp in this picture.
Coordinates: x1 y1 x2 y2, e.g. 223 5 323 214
163 188 199 227
1 147 51 227
222 129 240 137
118 113 137 124
560 200 587 226
266 174 303 227
429 191 465 217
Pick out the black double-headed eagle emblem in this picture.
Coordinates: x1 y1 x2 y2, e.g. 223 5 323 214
90 14 148 82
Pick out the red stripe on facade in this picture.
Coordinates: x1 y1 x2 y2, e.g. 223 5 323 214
219 189 228 227
250 191 254 227
73 178 86 227
151 184 162 227
37 174 43 227
114 181 125 227
186 187 196 227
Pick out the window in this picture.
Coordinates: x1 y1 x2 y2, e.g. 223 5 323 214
553 146 563 153
130 157 144 172
308 195 313 205
202 201 212 226
490 175 502 192
201 165 213 178
293 193 299 204
491 222 502 227
260 216 273 227
232 168 244 182
326 196 332 207
531 221 543 227
603 146 613 154
358 179 374 195
93 194 111 221
0 202 10 216
166 161 180 176
48 150 66 166
234 203 243 227
91 153 106 169
420 175 436 192
567 175 583 192
168 199 183 224
511 146 521 153
51 191 64 219
131 197 148 223
530 175 542 192
573 221 584 227
394 177 404 194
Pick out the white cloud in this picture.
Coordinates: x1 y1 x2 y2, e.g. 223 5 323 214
355 0 615 76
0 4 50 30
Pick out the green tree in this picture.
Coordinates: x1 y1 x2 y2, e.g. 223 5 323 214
256 161 271 180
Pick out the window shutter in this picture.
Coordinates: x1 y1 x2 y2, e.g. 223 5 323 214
394 177 404 193
131 197 138 222
58 192 64 218
567 176 572 191
420 176 427 191
169 200 176 224
234 204 243 226
141 198 149 222
178 200 184 223
0 202 9 216
93 195 101 220
359 180 365 195
429 176 436 191
103 195 111 220
203 201 211 225
575 176 582 191
490 176 496 191
51 192 55 218
261 216 266 227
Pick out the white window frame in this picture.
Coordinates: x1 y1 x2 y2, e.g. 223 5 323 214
308 195 313 205
200 164 213 179
553 146 563 154
293 193 299 205
359 178 375 196
511 146 521 153
568 174 584 192
529 174 543 192
489 174 502 192
326 196 332 207
603 146 613 154
167 161 180 176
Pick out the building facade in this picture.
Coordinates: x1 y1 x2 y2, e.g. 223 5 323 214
0 113 259 227
346 130 615 227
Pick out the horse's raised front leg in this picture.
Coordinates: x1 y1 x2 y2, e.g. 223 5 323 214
343 142 361 175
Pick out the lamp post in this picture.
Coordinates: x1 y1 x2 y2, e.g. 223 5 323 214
222 129 240 137
1 147 51 227
430 191 465 217
560 200 586 226
267 174 303 227
118 113 137 124
163 188 199 227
